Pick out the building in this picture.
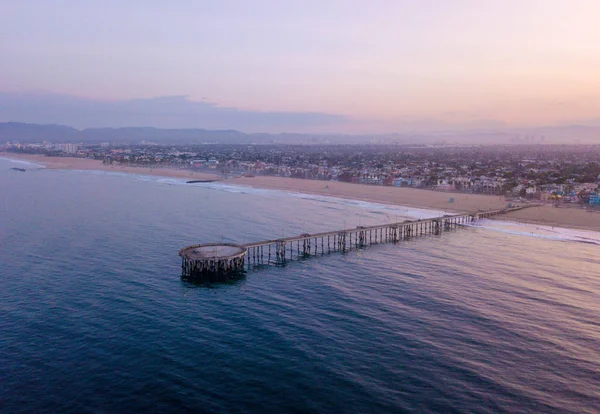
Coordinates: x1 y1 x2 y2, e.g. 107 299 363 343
55 143 79 153
392 177 410 187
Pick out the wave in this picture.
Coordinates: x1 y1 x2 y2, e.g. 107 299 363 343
27 166 598 245
34 167 452 220
194 182 453 219
55 169 191 186
0 157 46 168
468 219 600 245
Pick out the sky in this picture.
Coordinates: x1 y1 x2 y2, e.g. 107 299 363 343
2 0 600 133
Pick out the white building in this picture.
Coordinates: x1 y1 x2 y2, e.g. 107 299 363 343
55 143 79 153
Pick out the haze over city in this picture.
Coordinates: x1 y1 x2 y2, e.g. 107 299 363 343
2 0 600 133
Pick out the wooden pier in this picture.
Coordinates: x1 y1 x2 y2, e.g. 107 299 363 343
179 205 532 280
179 243 246 280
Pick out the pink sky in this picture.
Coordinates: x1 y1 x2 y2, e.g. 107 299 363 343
2 0 600 131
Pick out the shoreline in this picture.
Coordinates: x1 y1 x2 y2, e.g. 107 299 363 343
4 153 600 232
1 153 221 181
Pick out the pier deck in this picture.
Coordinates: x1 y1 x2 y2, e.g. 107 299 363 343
180 205 536 279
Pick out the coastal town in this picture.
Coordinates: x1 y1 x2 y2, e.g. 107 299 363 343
4 140 600 207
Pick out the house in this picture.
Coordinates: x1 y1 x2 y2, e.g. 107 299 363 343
392 177 411 187
410 178 424 188
525 187 537 195
435 182 455 191
359 176 382 185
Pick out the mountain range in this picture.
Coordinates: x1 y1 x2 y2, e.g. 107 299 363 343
1 121 600 145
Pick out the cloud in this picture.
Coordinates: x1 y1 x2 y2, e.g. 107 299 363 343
0 92 349 133
7 91 596 135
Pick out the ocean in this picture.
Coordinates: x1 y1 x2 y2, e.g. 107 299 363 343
1 157 599 413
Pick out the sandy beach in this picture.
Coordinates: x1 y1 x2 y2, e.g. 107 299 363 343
224 175 509 212
5 153 600 232
497 204 600 232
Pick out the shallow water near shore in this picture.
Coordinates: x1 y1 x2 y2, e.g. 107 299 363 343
1 158 599 413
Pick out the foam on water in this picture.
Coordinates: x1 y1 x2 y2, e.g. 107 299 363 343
469 219 600 245
55 169 453 221
57 169 185 184
192 181 452 220
13 164 599 240
0 156 46 168
39 167 600 238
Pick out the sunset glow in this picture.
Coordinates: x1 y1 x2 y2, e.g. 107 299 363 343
2 0 600 131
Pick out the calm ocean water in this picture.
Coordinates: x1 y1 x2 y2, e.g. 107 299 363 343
1 158 599 413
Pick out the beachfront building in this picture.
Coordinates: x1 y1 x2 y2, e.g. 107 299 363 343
55 143 79 153
525 187 537 195
434 180 455 191
359 176 383 185
392 177 411 187
410 178 425 188
453 177 472 191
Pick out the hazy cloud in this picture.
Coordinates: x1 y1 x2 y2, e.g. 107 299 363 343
0 92 350 133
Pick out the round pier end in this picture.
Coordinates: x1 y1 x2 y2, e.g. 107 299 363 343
179 243 247 279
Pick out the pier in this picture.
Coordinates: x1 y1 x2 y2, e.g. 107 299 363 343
179 205 532 280
179 243 246 278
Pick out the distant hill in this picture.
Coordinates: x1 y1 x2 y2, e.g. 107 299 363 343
0 122 81 143
0 122 251 144
1 122 599 145
0 122 405 145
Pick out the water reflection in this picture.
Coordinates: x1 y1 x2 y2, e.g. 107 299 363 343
180 270 247 287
